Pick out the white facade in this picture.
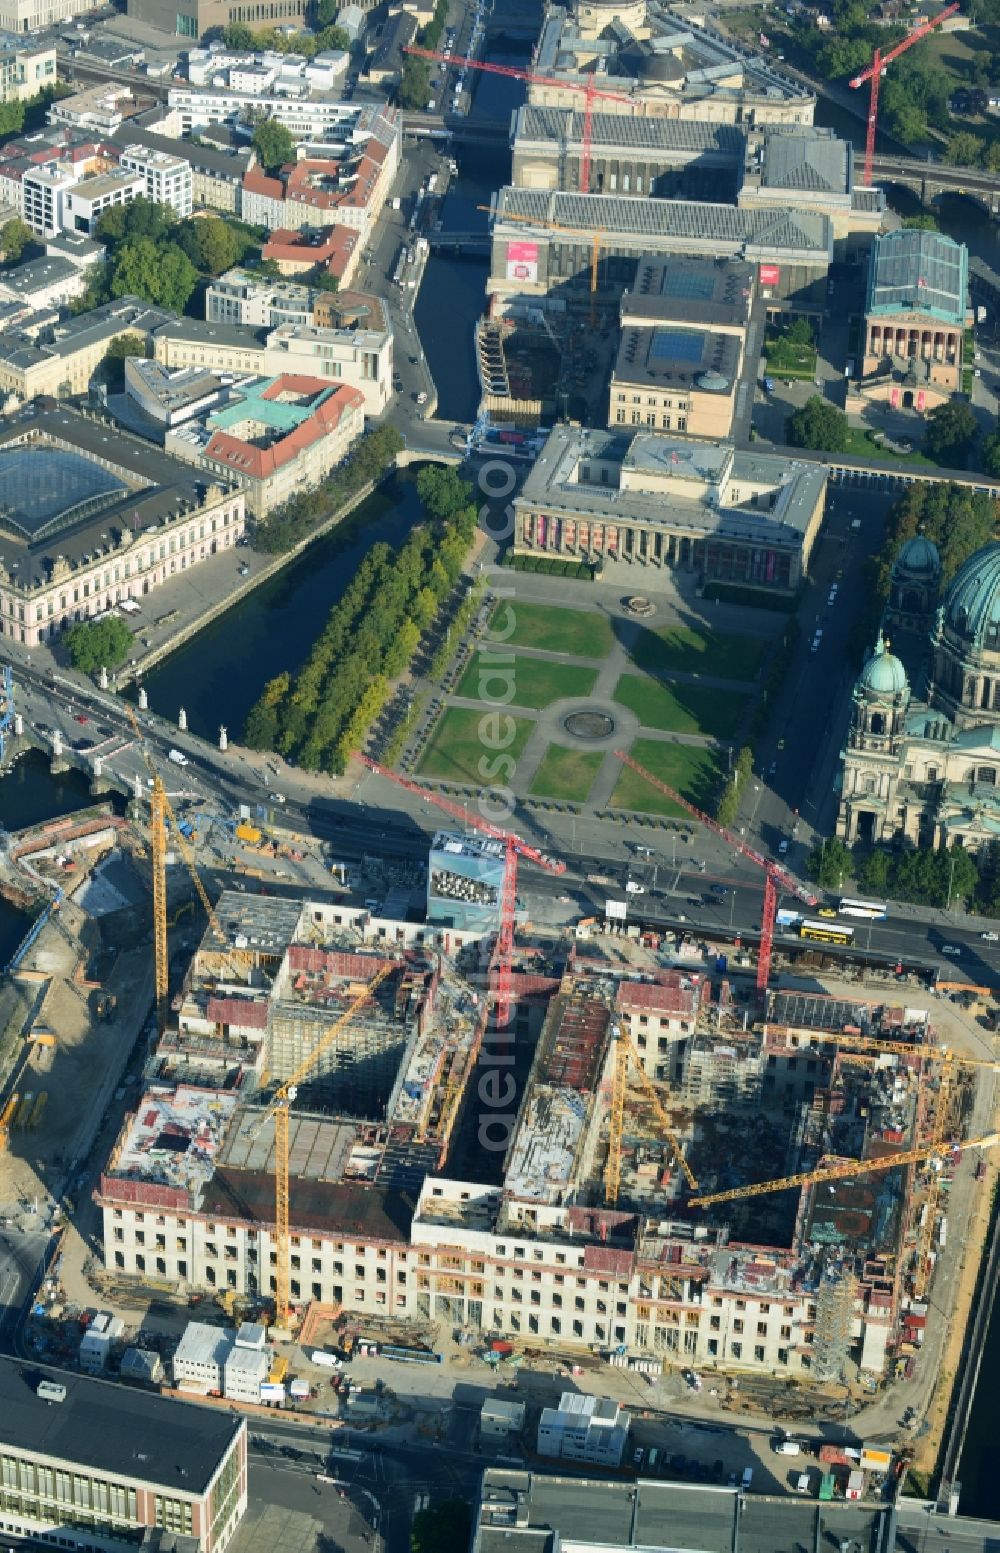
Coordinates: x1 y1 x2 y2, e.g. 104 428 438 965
119 144 193 218
263 323 391 417
0 37 55 101
63 170 145 236
223 1346 268 1404
22 163 76 238
173 1321 234 1394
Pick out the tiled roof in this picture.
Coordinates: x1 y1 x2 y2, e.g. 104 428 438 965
203 378 363 482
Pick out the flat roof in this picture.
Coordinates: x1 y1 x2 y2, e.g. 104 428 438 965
476 1470 893 1552
0 255 79 299
0 1357 241 1494
621 257 753 329
614 324 741 391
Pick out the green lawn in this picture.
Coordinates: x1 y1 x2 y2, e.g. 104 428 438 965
456 653 598 710
418 707 535 784
841 426 934 467
489 600 613 658
614 673 746 739
529 745 605 802
610 739 722 817
628 624 768 682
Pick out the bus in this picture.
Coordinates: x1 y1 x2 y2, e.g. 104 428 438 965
838 898 888 921
800 919 855 946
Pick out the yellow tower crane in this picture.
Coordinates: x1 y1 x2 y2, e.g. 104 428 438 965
688 1130 999 1209
913 1052 959 1299
125 706 232 1034
258 964 393 1330
605 1024 697 1205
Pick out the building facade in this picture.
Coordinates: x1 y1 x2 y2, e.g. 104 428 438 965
0 36 55 99
0 1359 246 1553
118 143 194 218
855 228 969 413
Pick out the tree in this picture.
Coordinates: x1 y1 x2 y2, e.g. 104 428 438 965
97 196 175 247
946 130 985 167
416 465 474 522
0 217 31 264
983 424 1000 479
786 396 848 454
410 1500 471 1553
806 836 853 891
902 213 939 231
222 21 254 46
314 0 339 25
111 237 199 313
399 56 431 109
102 333 147 389
253 119 296 173
312 269 339 293
0 100 24 140
189 216 243 276
62 616 133 674
314 24 350 50
923 399 977 467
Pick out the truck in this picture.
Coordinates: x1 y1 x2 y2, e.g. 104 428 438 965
310 1350 342 1369
236 822 262 845
167 749 189 766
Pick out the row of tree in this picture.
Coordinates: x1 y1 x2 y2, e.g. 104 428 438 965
221 20 351 57
806 834 1000 914
252 423 404 553
785 394 984 475
400 0 449 110
244 466 479 772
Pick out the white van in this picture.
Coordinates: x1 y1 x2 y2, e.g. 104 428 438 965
741 1468 753 1491
167 749 189 766
774 1439 800 1456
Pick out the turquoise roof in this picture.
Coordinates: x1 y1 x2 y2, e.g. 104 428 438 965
943 541 1000 647
953 723 1000 752
896 534 940 577
865 228 967 326
858 632 908 696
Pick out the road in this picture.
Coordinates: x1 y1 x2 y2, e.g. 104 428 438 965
8 657 1000 996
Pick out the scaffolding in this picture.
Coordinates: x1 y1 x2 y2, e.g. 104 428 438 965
811 1270 857 1383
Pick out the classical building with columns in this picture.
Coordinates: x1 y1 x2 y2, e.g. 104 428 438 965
854 228 969 414
512 425 827 593
838 540 1000 851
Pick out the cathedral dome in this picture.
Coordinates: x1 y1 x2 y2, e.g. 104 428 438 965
895 534 940 577
943 541 1000 648
858 632 908 696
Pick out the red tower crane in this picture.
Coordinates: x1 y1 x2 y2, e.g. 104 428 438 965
614 751 816 993
361 757 565 1026
849 3 960 188
405 46 634 192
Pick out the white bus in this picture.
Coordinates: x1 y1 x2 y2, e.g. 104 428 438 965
838 898 888 921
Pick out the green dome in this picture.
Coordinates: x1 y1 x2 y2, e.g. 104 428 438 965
896 534 940 577
859 632 908 696
944 541 1000 647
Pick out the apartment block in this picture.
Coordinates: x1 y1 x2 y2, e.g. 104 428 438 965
118 142 194 217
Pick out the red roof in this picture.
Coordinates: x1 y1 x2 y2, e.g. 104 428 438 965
616 975 699 1017
205 996 269 1030
203 378 364 484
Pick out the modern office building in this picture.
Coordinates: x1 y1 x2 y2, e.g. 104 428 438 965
0 35 55 99
0 1357 246 1553
127 0 306 41
118 143 194 218
427 830 507 934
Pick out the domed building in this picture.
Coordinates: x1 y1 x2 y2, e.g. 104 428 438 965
884 534 940 637
838 540 1000 851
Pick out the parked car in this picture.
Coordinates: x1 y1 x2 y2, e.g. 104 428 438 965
981 931 999 943
941 944 962 957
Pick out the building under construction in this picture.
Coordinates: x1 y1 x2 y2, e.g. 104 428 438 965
96 891 987 1385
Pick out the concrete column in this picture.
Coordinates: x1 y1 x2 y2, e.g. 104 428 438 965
133 774 143 801
93 756 103 779
98 665 109 690
138 686 148 710
178 707 187 732
52 729 62 757
13 712 22 736
219 727 228 752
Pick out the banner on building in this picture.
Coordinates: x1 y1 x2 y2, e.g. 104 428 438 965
506 240 539 283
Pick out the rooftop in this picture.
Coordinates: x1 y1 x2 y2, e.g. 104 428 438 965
0 1357 241 1494
494 187 832 261
613 324 741 392
866 228 968 325
620 256 754 330
759 126 850 194
0 254 80 301
108 1085 238 1202
513 104 744 158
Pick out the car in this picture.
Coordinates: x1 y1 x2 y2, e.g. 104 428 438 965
727 1472 738 1488
778 840 789 855
35 722 51 733
682 1368 702 1390
393 376 403 391
941 944 962 957
777 737 785 750
710 883 728 895
73 713 90 724
633 1448 645 1468
981 931 999 942
271 793 286 805
768 760 777 777
818 907 837 919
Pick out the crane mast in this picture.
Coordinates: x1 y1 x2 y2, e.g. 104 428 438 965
849 4 960 185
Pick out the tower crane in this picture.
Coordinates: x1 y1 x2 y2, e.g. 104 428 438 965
125 705 231 1035
849 3 960 187
360 757 565 1027
605 1023 697 1204
406 46 634 192
614 751 816 993
688 1128 999 1209
258 965 392 1329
